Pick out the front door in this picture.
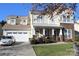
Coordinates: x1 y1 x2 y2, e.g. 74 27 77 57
45 28 52 36
54 29 60 41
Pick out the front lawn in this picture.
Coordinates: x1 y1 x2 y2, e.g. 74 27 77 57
33 43 74 56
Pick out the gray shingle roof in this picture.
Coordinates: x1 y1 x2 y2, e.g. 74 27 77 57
2 24 31 31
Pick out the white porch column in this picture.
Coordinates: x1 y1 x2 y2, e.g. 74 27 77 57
43 28 45 35
59 29 63 42
33 28 35 35
52 29 54 35
59 29 62 35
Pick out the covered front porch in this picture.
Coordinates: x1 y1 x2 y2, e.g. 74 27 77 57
33 26 64 42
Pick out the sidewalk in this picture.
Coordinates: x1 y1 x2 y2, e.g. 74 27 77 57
32 42 68 46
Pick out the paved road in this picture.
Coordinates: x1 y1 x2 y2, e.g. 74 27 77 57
0 42 36 56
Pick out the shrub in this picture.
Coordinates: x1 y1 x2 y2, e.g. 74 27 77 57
44 38 49 43
30 39 37 44
65 39 73 42
30 35 56 44
37 37 44 44
43 36 56 43
30 35 38 44
75 35 79 42
49 36 56 43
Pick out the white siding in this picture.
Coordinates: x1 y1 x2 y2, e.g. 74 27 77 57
74 23 79 32
32 14 60 26
20 19 27 25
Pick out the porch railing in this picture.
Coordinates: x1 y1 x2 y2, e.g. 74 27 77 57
33 23 60 27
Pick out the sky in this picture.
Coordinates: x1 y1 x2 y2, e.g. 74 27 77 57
0 3 79 21
75 4 79 20
0 3 32 21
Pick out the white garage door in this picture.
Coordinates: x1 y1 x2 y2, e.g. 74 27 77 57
7 31 30 42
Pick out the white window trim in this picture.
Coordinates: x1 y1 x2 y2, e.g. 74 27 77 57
68 29 72 39
62 20 74 23
61 14 74 23
10 19 16 25
7 32 12 34
65 29 72 39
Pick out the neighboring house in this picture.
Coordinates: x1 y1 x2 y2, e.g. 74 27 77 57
2 16 31 42
74 21 79 36
0 24 3 36
74 21 79 32
30 8 75 42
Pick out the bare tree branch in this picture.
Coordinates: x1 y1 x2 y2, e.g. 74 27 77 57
32 3 77 15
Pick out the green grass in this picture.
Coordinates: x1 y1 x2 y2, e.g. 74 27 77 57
33 43 74 56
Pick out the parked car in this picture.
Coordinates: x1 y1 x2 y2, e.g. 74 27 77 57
0 36 15 46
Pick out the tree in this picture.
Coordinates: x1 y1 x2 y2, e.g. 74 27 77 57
0 20 6 26
32 3 77 16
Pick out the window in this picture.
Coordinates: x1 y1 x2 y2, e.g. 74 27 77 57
13 32 17 34
37 16 42 23
20 19 27 25
64 29 67 38
67 29 72 39
7 32 12 34
62 14 73 23
10 19 16 25
23 32 27 34
64 29 72 39
22 19 26 23
63 15 66 22
18 32 22 34
11 19 14 22
23 20 26 22
37 16 42 19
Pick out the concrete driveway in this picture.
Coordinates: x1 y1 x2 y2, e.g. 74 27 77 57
0 42 36 56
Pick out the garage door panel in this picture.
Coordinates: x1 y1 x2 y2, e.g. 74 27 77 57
14 34 29 42
7 31 30 42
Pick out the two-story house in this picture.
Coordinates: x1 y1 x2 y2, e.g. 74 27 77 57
2 16 31 42
30 8 75 42
2 8 75 42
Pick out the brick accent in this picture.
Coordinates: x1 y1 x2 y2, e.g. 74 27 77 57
60 23 74 29
60 23 74 41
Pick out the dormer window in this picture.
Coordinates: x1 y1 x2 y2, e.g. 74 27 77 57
10 19 15 24
7 17 16 25
23 20 26 22
20 19 27 25
11 19 14 22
